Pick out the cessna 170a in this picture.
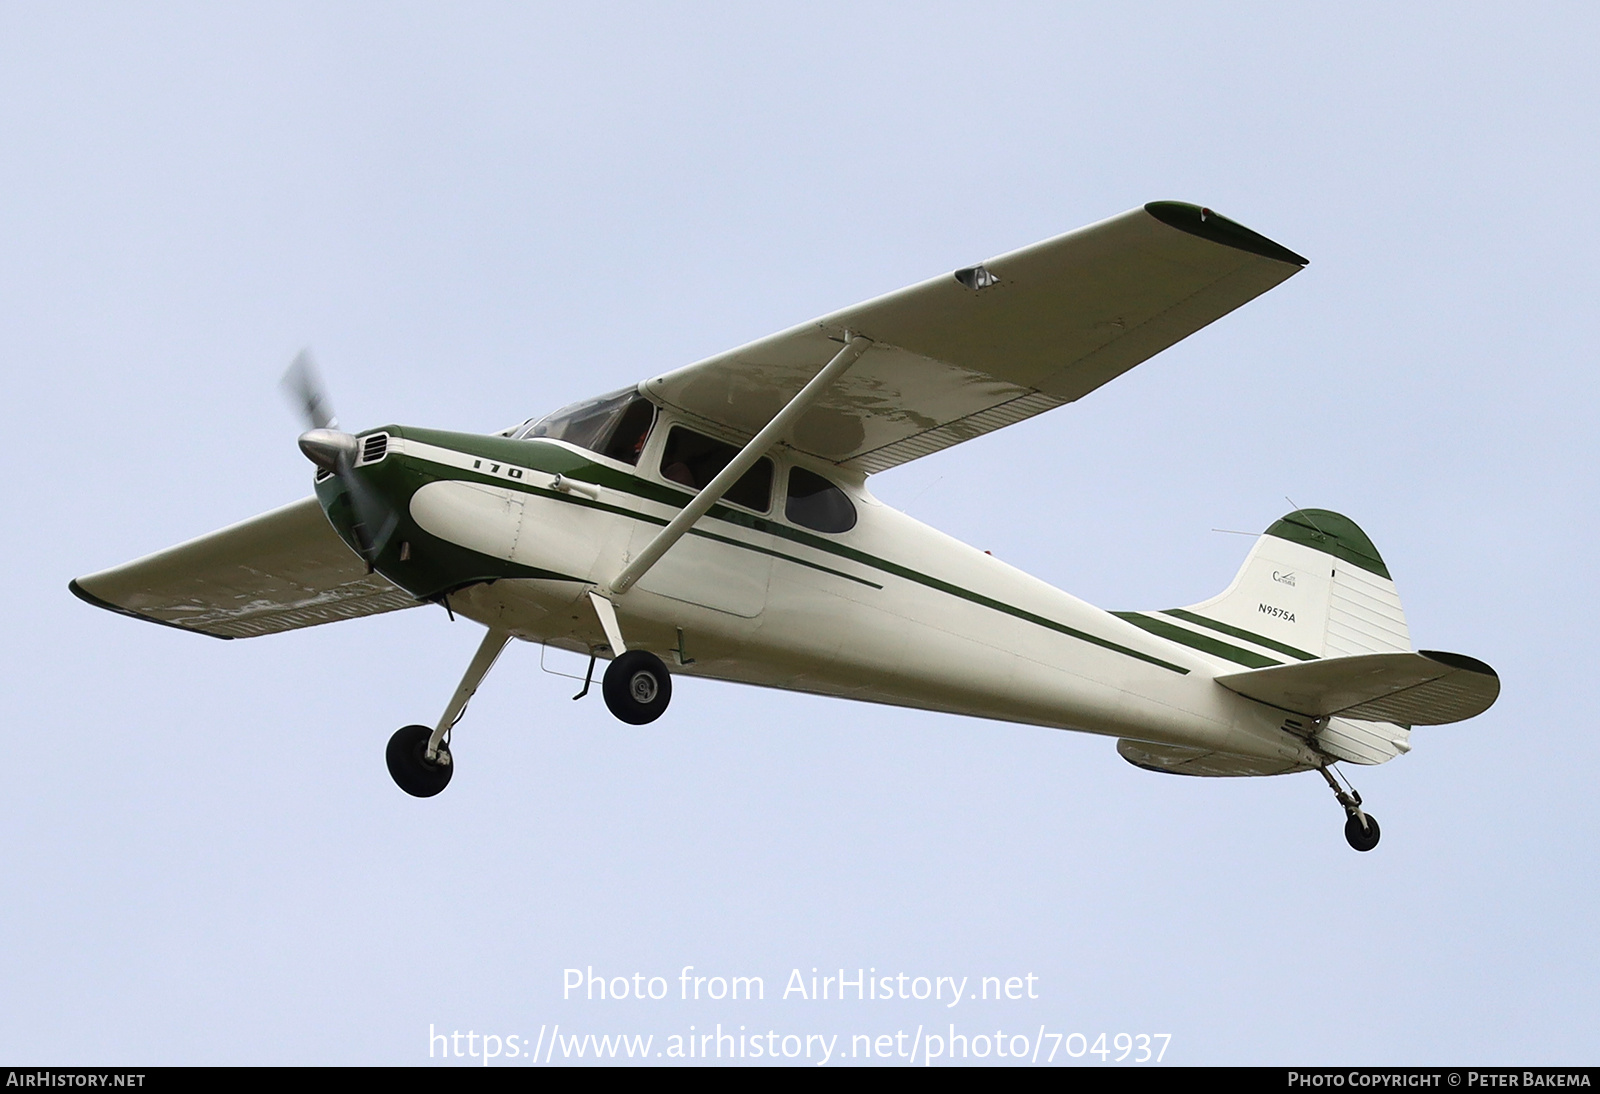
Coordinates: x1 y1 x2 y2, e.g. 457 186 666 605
70 202 1498 851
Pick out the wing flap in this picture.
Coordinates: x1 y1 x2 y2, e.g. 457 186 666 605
71 496 420 639
646 202 1306 474
1215 650 1500 726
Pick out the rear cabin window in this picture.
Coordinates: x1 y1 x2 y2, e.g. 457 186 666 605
786 467 856 533
517 390 656 466
659 426 773 513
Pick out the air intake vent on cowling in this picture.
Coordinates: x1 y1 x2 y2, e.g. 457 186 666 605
357 432 389 466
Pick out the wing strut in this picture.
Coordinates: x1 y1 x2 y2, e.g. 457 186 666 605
610 332 872 595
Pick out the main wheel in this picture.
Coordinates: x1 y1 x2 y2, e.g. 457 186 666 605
602 650 672 725
386 724 453 797
1344 812 1381 852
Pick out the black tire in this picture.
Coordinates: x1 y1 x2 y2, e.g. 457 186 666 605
1344 812 1381 852
386 724 453 797
602 650 672 725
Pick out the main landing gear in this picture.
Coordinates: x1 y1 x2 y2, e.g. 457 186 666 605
586 591 672 726
387 626 512 798
386 724 453 797
385 598 676 796
1320 765 1380 852
602 650 672 725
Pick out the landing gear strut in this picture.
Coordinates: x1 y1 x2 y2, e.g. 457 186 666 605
387 626 512 798
585 591 672 725
1320 765 1380 852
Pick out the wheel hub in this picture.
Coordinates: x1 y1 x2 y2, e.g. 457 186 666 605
629 671 658 703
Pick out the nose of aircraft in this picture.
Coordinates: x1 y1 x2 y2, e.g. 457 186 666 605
298 428 359 473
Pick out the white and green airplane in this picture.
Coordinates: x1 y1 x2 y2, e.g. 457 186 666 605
71 202 1498 850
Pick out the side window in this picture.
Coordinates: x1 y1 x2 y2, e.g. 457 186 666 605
786 467 856 533
659 426 773 513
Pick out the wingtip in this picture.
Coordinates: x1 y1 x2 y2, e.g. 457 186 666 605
68 577 234 640
1144 201 1309 267
1420 650 1498 679
68 577 102 608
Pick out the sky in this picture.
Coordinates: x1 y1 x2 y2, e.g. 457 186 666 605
2 3 1596 1067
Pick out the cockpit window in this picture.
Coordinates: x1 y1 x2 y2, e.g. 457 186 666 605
516 389 657 466
597 398 657 464
785 467 856 533
659 426 772 512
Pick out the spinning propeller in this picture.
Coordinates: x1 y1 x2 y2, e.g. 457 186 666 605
281 350 398 567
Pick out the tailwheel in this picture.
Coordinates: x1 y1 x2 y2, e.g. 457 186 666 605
602 650 672 725
1344 812 1381 852
1320 764 1380 852
386 724 454 798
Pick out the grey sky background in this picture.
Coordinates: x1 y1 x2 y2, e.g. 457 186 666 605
3 4 1595 1065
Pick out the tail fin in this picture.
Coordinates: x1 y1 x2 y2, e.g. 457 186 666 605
1115 509 1420 767
1194 508 1410 660
1117 508 1409 669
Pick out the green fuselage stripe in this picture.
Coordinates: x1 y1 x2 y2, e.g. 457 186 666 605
1161 608 1318 661
492 477 882 589
690 526 883 589
393 431 1189 676
505 468 1183 672
1112 612 1282 669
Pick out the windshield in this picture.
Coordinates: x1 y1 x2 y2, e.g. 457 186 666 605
515 390 657 466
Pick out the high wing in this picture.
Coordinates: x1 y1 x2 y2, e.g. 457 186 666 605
646 201 1307 474
70 496 419 639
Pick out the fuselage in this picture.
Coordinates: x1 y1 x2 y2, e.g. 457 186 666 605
315 410 1321 770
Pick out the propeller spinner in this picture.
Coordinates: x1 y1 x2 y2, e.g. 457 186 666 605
280 350 398 567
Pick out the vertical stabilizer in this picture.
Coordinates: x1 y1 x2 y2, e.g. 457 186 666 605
1187 509 1409 662
1114 509 1414 765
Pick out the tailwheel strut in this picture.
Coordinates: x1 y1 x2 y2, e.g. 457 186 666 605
1320 764 1380 852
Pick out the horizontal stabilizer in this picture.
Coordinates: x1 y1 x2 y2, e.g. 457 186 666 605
71 496 420 639
1117 739 1314 777
1216 650 1499 726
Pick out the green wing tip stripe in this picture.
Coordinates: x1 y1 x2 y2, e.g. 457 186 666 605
1264 508 1391 579
1144 202 1309 267
1421 650 1498 678
68 579 234 640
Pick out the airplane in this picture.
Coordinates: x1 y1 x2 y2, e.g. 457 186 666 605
69 201 1499 851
